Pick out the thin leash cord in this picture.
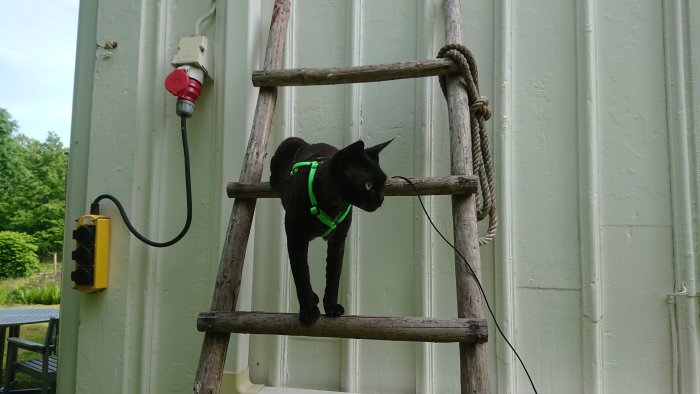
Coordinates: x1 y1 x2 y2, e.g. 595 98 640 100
90 116 193 248
392 175 539 394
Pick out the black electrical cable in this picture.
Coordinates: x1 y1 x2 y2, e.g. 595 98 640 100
90 116 192 248
392 175 539 394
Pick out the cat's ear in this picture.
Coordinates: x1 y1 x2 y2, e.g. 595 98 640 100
331 140 365 175
343 140 365 155
336 140 365 161
364 139 393 160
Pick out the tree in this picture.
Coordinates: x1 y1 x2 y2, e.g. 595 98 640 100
0 109 22 199
0 108 68 257
0 231 40 278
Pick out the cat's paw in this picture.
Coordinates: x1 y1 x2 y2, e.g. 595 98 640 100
324 303 345 318
299 305 321 326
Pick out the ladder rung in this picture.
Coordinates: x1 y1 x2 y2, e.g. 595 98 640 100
197 312 487 343
252 59 458 87
227 175 477 199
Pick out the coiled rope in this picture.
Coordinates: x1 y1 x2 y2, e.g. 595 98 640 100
437 43 497 246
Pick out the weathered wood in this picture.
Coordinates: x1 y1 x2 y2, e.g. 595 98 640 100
444 0 491 393
193 1 291 393
226 175 478 199
198 312 488 343
252 58 458 87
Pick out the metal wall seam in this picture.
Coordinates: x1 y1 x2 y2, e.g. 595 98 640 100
271 0 296 387
691 1 700 270
107 0 167 390
662 0 700 392
342 0 363 391
415 1 438 392
576 0 604 393
135 0 169 390
494 0 515 391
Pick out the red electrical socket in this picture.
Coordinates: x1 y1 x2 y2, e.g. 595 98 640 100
165 68 202 103
165 66 204 117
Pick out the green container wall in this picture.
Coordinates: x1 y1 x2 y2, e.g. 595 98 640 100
60 0 700 393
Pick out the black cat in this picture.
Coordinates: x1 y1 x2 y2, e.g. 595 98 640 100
269 137 392 325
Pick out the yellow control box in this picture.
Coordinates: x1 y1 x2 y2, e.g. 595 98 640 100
71 214 110 293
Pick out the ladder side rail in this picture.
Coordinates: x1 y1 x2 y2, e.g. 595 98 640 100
443 0 491 393
193 1 291 393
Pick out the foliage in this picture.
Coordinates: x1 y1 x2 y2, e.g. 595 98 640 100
7 282 61 305
0 108 68 256
0 108 21 195
0 231 40 278
0 262 62 305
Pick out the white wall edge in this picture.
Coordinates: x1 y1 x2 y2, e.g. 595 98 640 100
576 0 604 393
494 0 516 392
415 1 438 392
271 0 296 387
662 0 700 392
341 1 364 391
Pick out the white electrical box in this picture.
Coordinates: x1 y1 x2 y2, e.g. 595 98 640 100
171 36 213 78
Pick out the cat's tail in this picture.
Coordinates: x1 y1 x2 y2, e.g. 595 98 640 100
270 137 309 186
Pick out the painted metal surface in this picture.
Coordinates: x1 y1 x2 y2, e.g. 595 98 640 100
61 0 699 393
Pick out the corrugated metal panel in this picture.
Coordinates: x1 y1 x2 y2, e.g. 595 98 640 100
60 0 700 393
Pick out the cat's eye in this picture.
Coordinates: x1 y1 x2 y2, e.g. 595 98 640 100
364 181 373 191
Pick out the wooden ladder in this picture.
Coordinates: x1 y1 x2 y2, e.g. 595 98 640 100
194 0 490 393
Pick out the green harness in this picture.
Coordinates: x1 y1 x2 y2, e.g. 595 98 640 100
291 160 352 238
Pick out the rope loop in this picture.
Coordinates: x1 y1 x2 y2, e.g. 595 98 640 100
470 96 491 121
437 44 497 246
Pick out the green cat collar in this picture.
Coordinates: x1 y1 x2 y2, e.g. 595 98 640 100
291 161 352 237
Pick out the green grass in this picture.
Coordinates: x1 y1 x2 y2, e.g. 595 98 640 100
0 262 62 306
7 283 61 305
